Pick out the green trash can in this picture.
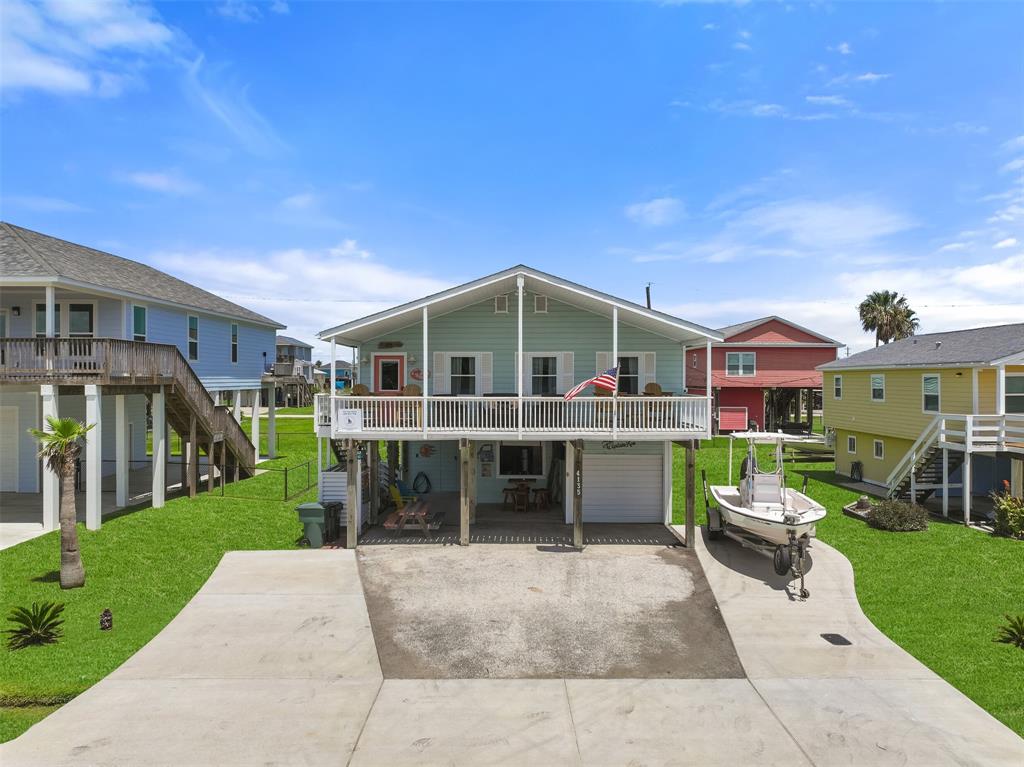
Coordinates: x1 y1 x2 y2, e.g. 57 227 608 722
296 502 327 548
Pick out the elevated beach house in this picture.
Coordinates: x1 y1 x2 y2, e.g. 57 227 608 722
819 323 1024 521
314 265 721 546
0 223 284 533
685 315 842 432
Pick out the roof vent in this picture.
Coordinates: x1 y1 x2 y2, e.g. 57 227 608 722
935 341 942 349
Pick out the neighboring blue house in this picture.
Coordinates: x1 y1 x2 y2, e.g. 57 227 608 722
314 265 721 546
0 222 284 537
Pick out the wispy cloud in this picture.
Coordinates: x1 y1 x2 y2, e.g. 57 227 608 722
215 1 289 23
276 190 346 228
625 197 685 227
828 72 892 87
732 42 752 52
705 99 835 122
183 56 287 156
117 169 202 196
828 42 853 55
805 95 852 108
149 239 449 358
1 194 89 213
994 237 1018 249
0 0 178 97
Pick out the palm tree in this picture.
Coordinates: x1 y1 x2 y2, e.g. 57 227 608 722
858 290 920 346
28 417 94 589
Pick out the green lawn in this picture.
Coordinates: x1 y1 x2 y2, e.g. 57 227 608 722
672 438 1024 736
274 406 314 415
2 428 1021 741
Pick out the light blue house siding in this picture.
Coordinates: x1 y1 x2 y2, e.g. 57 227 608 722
135 304 275 391
355 293 686 394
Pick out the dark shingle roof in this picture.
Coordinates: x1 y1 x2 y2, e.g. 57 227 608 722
276 335 313 348
819 323 1024 370
0 222 283 328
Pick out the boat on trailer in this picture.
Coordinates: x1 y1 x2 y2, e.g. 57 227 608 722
706 431 827 598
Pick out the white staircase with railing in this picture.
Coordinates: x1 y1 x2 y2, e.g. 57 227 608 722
887 413 1024 520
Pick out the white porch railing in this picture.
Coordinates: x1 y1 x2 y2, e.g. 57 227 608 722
314 393 711 439
886 413 1024 493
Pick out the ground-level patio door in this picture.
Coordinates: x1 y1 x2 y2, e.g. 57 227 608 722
373 354 405 395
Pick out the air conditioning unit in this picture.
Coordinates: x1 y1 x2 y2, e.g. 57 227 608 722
336 409 364 433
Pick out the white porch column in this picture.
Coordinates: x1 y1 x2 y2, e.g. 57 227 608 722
233 390 241 422
115 394 128 507
962 452 972 525
84 384 102 530
681 345 688 393
516 275 524 438
941 444 949 518
705 339 713 434
250 389 261 462
267 386 277 459
152 386 166 508
422 306 429 436
330 338 337 393
45 285 56 337
612 305 619 438
971 368 979 413
40 385 60 531
995 365 1006 416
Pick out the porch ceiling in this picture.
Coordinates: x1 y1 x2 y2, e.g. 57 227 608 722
318 266 722 348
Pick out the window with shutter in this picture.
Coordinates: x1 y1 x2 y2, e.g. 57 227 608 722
922 374 940 413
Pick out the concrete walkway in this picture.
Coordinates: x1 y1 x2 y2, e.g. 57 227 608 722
4 540 1023 766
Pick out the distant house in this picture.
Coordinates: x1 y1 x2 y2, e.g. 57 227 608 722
313 359 352 391
819 323 1024 520
267 335 315 407
0 222 285 534
685 316 843 432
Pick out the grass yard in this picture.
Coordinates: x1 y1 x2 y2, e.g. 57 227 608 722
274 405 314 415
672 438 1024 736
0 416 318 742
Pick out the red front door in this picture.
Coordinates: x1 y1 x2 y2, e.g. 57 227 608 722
374 355 405 394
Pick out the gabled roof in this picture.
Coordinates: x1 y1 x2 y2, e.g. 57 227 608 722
0 222 283 328
276 335 313 348
318 264 723 346
717 315 843 346
819 323 1024 370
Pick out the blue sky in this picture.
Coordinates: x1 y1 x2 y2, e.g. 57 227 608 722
2 0 1022 358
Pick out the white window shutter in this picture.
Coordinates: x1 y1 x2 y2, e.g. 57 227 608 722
596 351 612 377
641 352 657 390
432 351 449 395
479 352 493 395
558 352 575 395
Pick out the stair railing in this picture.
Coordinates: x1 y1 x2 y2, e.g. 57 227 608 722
886 414 942 496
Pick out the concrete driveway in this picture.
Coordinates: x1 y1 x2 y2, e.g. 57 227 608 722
358 541 744 679
3 539 1022 766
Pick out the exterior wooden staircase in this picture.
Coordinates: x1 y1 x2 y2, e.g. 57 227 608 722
0 337 256 481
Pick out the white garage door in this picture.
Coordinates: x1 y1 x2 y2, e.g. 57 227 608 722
582 451 664 523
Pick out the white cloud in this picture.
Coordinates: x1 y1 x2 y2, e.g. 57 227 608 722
805 95 852 108
625 197 685 227
702 23 718 31
280 192 317 210
275 190 345 228
938 242 968 252
0 0 177 97
829 42 853 55
149 241 451 359
732 42 752 52
1 194 89 212
994 237 1018 249
117 169 201 196
1000 157 1024 174
183 56 287 155
828 72 892 87
215 0 289 23
704 99 836 122
1001 136 1024 153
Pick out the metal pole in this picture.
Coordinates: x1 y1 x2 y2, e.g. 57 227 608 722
517 275 524 439
422 305 429 437
612 305 618 439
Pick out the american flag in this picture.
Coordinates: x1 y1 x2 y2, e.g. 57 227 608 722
563 367 619 401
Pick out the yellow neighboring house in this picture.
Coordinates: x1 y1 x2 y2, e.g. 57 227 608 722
819 323 1024 521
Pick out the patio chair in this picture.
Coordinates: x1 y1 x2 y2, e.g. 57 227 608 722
643 382 664 396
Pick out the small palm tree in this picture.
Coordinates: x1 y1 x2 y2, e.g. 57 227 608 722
28 416 94 589
858 290 920 346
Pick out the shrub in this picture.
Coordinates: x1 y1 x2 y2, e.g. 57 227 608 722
994 614 1024 649
4 602 66 650
866 500 929 532
990 481 1024 540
